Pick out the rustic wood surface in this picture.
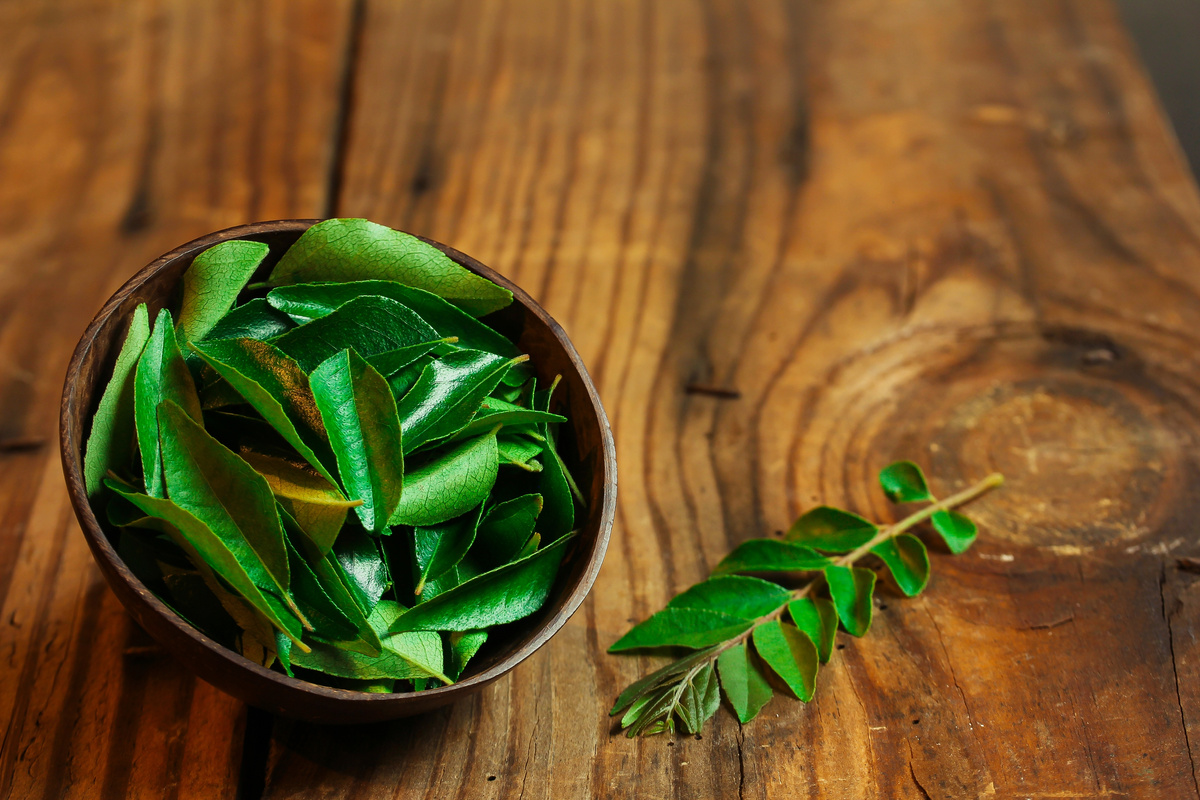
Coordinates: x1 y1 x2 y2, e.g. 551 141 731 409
2 0 1200 797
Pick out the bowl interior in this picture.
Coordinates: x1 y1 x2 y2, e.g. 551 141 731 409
60 220 615 723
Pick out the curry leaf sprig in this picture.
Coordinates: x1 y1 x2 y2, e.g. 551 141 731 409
83 219 584 692
609 463 1003 736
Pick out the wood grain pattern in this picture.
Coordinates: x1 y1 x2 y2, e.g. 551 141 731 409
5 0 1200 797
0 1 353 797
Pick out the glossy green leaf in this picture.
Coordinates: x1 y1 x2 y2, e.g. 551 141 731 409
390 533 572 632
333 526 391 614
242 452 359 554
157 401 297 610
667 575 791 620
280 507 382 655
134 309 203 497
176 240 269 342
291 600 449 682
879 460 932 503
785 506 877 552
386 356 431 401
752 621 818 701
201 298 295 342
367 340 450 376
267 280 524 360
84 303 151 497
824 564 876 637
446 630 488 680
677 663 720 734
623 683 678 737
872 533 930 596
451 397 565 441
272 295 440 372
105 480 306 649
190 337 337 485
711 540 831 576
610 644 723 715
471 494 542 570
607 608 753 653
497 435 543 470
310 350 405 532
716 643 774 723
932 509 977 554
284 535 359 644
536 422 573 541
787 597 838 663
413 504 483 596
389 431 499 527
398 350 523 453
267 218 513 316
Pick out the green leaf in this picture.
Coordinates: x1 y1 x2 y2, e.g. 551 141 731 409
446 630 488 680
267 280 525 364
242 452 360 555
536 422 574 541
332 526 391 614
386 356 432 401
84 303 151 497
134 309 203 497
267 218 513 317
451 398 566 442
310 350 405 532
872 533 930 596
667 575 791 620
388 431 499 527
610 645 722 715
190 337 337 485
787 597 838 663
752 621 818 701
280 507 382 655
105 480 306 649
367 340 450 376
389 533 572 632
711 540 830 576
291 600 449 682
677 663 720 734
785 506 877 552
497 435 543 470
272 295 440 372
513 532 541 560
157 401 297 612
176 240 269 342
413 504 483 596
201 298 295 342
879 460 932 503
716 643 774 723
471 494 542 570
623 683 678 737
284 535 359 645
607 608 753 653
824 565 876 637
932 509 977 554
398 350 523 452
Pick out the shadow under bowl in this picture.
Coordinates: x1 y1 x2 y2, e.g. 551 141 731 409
59 219 616 724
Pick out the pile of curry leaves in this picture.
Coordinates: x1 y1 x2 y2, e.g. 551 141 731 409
609 462 1002 736
83 219 583 692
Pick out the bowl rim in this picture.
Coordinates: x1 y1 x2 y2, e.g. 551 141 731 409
59 218 616 709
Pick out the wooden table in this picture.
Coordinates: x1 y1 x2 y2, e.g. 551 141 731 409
3 0 1200 797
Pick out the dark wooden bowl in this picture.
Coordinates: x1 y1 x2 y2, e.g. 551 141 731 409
59 220 616 724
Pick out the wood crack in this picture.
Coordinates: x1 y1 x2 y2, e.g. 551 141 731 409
1161 561 1200 799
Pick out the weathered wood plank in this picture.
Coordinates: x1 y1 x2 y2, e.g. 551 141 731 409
0 1 353 797
261 0 1200 797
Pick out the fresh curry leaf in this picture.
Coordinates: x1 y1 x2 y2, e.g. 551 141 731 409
242 452 359 554
176 240 269 342
752 621 818 701
390 533 573 633
932 509 977 554
310 350 405 532
85 303 151 497
608 609 753 653
824 565 876 637
787 597 838 664
716 643 773 723
202 298 295 342
272 295 440 372
267 218 513 316
134 309 203 497
389 431 499 527
871 533 930 596
398 350 525 453
785 506 877 552
879 460 932 503
471 493 542 571
412 504 483 596
711 540 830 576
